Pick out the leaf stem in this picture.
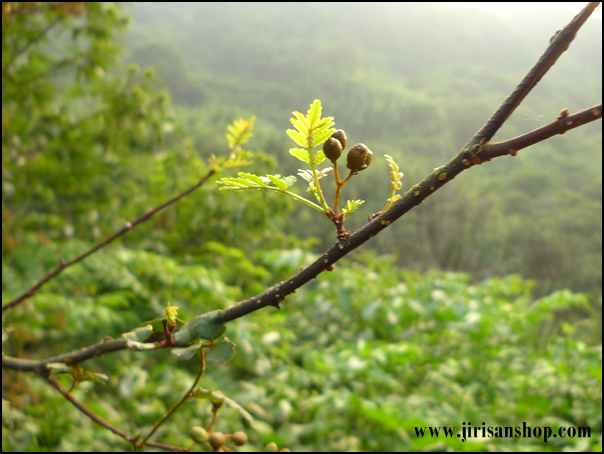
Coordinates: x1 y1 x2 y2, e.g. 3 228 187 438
309 145 330 211
226 186 325 213
334 168 354 215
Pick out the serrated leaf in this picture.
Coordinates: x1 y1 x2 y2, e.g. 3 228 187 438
342 199 365 215
289 148 310 163
312 126 336 148
292 111 308 128
283 175 297 187
218 177 253 188
290 118 308 135
226 116 255 149
314 149 327 165
238 172 266 186
314 117 334 131
267 175 287 190
287 129 309 148
307 99 322 127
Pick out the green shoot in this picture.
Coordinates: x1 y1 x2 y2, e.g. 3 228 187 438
380 155 404 213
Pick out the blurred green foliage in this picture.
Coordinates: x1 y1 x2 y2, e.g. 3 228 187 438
126 2 601 295
2 2 602 452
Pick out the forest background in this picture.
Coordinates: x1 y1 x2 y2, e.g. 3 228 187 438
2 2 602 452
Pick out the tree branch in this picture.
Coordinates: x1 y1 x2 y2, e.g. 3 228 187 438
480 105 602 160
467 2 600 145
2 2 601 372
2 169 216 312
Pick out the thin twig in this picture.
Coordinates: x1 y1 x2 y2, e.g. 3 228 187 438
2 169 216 312
466 2 600 146
2 2 601 372
480 105 602 160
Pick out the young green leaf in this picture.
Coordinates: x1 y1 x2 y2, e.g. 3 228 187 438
307 99 322 127
217 177 253 188
290 118 308 135
283 176 296 187
267 175 287 190
312 126 336 148
292 110 309 129
226 116 255 149
342 199 365 215
286 129 309 148
314 149 327 165
289 148 310 163
238 172 266 186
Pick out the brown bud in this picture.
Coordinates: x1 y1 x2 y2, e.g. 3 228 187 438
209 432 226 449
331 129 347 149
323 137 343 162
346 144 373 172
232 431 248 446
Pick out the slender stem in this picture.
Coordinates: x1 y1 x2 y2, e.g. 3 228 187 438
334 169 355 215
227 186 325 213
139 347 206 447
381 182 398 213
309 145 330 210
333 161 341 214
3 169 217 312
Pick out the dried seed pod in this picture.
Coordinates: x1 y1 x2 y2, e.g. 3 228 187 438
323 137 343 162
346 144 373 172
331 129 347 149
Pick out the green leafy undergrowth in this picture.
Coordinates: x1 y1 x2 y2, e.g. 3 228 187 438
3 250 601 451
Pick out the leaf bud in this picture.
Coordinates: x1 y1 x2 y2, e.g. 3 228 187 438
323 137 343 162
190 427 209 444
346 144 373 172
